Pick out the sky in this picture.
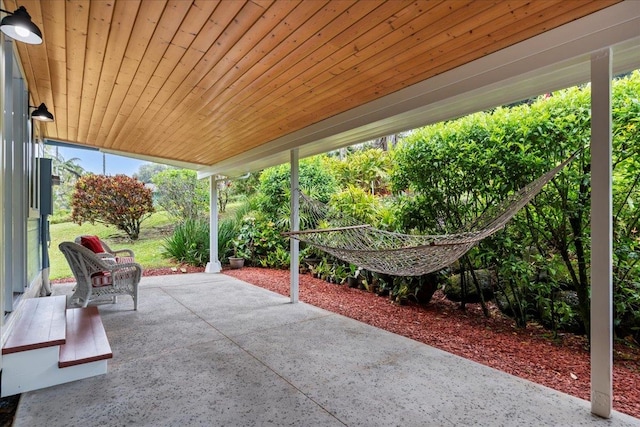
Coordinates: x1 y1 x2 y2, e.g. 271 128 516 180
55 146 149 176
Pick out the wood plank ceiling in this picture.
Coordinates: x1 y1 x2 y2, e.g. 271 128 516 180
6 0 621 168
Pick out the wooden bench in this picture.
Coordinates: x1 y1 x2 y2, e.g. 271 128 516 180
2 295 113 397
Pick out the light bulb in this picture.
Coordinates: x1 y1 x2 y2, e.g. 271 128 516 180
15 26 30 38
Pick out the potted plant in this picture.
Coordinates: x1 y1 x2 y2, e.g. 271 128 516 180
301 245 323 268
346 264 361 288
312 259 331 280
229 239 249 269
333 263 349 285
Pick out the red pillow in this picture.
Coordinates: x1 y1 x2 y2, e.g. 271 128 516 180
80 235 104 253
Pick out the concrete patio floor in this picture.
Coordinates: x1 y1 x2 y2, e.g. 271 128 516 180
14 273 639 426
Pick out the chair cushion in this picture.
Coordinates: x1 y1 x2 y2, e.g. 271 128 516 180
90 271 112 287
116 256 134 264
81 235 104 253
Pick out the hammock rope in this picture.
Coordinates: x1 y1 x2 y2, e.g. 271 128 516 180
286 150 582 276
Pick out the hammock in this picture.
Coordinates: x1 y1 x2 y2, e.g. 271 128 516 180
285 150 581 276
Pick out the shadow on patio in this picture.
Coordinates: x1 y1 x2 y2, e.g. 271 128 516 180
14 273 638 426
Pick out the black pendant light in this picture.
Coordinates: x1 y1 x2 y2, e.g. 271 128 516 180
31 103 54 122
0 6 43 45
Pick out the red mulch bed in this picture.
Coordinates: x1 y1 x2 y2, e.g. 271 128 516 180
223 267 640 419
53 265 208 284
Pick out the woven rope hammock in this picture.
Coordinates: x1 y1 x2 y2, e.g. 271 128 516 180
286 150 581 277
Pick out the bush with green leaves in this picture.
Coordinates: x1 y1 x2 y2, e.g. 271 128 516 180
325 148 392 195
611 71 640 340
163 218 210 267
152 169 209 221
220 198 256 262
257 156 337 224
329 185 380 225
163 197 255 267
229 172 261 198
218 217 239 261
46 148 86 213
392 71 640 339
50 209 72 224
235 215 290 269
394 96 588 329
134 163 171 183
71 174 154 240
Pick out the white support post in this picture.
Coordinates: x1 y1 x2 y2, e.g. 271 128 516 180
13 77 27 292
205 175 222 273
290 149 300 303
590 48 612 419
3 40 14 310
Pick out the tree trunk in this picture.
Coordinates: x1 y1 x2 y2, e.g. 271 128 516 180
464 256 489 317
569 162 591 339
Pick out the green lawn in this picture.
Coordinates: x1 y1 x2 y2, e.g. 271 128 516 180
221 200 243 220
49 211 177 280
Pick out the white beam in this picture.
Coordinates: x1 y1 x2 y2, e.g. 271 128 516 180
590 48 612 419
205 175 221 274
13 69 27 293
289 149 299 303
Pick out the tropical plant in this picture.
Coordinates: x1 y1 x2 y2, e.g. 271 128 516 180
217 197 255 263
391 71 640 340
229 172 262 198
329 185 380 225
152 169 209 220
392 91 577 324
51 151 85 178
163 218 210 266
610 71 640 341
257 156 337 221
328 148 392 194
45 147 86 212
218 217 238 261
217 179 231 213
234 215 290 268
71 174 154 240
134 163 171 183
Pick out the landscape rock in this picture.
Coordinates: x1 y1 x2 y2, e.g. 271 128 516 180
444 269 495 303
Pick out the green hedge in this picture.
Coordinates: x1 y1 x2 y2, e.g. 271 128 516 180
392 71 640 340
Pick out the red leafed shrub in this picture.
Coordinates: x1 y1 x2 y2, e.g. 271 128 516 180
71 174 154 240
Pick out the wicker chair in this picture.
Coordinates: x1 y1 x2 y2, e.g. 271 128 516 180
59 242 141 310
74 235 135 259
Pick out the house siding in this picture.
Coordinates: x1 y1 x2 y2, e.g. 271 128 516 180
0 35 46 371
26 218 41 285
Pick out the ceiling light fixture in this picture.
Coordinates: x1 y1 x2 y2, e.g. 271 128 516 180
30 103 54 122
0 6 43 44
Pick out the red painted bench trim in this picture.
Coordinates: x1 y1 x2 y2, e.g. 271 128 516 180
59 307 113 368
2 296 67 355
